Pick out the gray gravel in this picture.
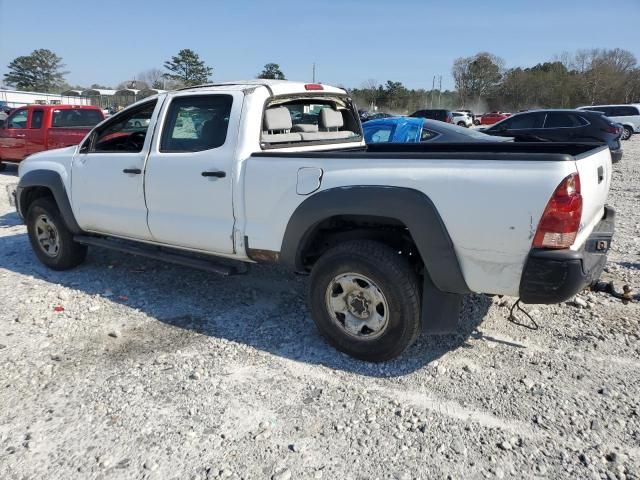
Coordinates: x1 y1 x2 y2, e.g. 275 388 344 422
0 140 639 479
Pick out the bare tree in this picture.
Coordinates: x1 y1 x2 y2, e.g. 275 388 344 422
138 68 166 89
452 52 504 106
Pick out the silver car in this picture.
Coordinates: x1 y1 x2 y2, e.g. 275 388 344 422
577 104 640 140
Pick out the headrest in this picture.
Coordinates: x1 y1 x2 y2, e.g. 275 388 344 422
264 107 292 131
319 108 344 130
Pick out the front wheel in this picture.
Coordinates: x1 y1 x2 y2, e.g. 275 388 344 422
26 197 87 270
621 126 633 141
308 240 421 362
457 122 467 128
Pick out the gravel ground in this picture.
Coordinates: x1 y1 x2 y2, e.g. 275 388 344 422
0 141 639 480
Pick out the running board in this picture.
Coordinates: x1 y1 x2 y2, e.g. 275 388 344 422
74 235 246 276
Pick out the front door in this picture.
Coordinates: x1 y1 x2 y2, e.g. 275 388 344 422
144 92 242 254
71 98 161 240
0 108 28 161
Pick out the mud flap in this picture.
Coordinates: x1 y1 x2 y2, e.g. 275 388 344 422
421 273 463 334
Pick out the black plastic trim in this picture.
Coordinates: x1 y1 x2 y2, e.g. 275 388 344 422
280 186 471 294
519 206 615 304
252 142 606 161
17 170 82 234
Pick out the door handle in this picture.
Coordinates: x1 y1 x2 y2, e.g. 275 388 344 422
123 168 142 174
201 170 226 178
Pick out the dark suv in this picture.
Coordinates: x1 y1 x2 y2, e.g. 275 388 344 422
483 109 623 162
410 109 453 124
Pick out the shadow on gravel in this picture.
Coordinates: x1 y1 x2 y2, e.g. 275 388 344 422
0 211 21 228
0 231 491 377
0 163 19 176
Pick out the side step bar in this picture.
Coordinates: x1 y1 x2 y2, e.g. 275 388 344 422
74 235 247 276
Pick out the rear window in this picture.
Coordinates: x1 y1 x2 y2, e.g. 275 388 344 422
52 109 103 128
261 95 361 147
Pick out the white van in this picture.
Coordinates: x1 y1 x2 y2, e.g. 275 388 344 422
577 104 640 140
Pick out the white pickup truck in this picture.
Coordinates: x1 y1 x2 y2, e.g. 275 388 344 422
16 80 615 361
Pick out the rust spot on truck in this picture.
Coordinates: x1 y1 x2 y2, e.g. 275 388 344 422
246 248 280 264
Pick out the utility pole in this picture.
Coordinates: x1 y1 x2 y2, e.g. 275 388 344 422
431 75 435 108
312 63 316 83
438 75 442 108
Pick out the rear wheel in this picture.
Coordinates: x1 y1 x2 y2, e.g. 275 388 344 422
308 240 421 362
621 126 633 140
26 197 87 270
457 121 467 128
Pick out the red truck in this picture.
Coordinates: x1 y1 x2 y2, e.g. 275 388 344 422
0 105 104 171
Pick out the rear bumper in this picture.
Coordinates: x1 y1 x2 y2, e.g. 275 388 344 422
519 206 615 304
610 148 623 163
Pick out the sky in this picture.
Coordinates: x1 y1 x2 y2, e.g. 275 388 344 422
1 0 639 91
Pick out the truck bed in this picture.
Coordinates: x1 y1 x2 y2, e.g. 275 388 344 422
245 142 611 296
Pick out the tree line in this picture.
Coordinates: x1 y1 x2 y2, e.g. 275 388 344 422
3 47 639 114
2 48 286 93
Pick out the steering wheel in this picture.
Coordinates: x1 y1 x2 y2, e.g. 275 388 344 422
124 131 146 151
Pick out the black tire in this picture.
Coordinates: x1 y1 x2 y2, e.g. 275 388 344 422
26 197 87 270
308 240 421 362
457 122 467 128
621 126 633 141
0 162 6 172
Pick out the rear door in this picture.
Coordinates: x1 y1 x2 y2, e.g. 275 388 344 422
0 107 28 161
144 91 242 254
26 108 46 156
542 112 585 141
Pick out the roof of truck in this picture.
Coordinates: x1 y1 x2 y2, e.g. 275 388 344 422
176 80 347 96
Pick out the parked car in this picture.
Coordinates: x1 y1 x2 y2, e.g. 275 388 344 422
482 109 623 162
479 112 510 125
16 80 614 361
576 104 640 140
456 109 476 124
0 105 104 171
410 109 453 123
452 111 473 127
360 111 392 123
363 116 511 143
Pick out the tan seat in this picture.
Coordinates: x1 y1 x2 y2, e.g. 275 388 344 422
300 108 355 141
262 107 302 143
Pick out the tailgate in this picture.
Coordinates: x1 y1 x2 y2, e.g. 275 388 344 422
572 145 612 250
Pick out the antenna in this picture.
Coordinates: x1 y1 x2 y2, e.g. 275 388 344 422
312 63 316 83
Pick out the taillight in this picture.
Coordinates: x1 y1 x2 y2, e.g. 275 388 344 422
602 125 620 134
532 173 582 249
304 83 323 90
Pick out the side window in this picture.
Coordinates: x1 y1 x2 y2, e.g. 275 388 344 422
509 112 545 129
7 109 28 129
544 112 582 128
615 106 638 116
92 100 157 153
365 126 393 143
160 95 233 152
31 110 44 129
420 128 439 142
